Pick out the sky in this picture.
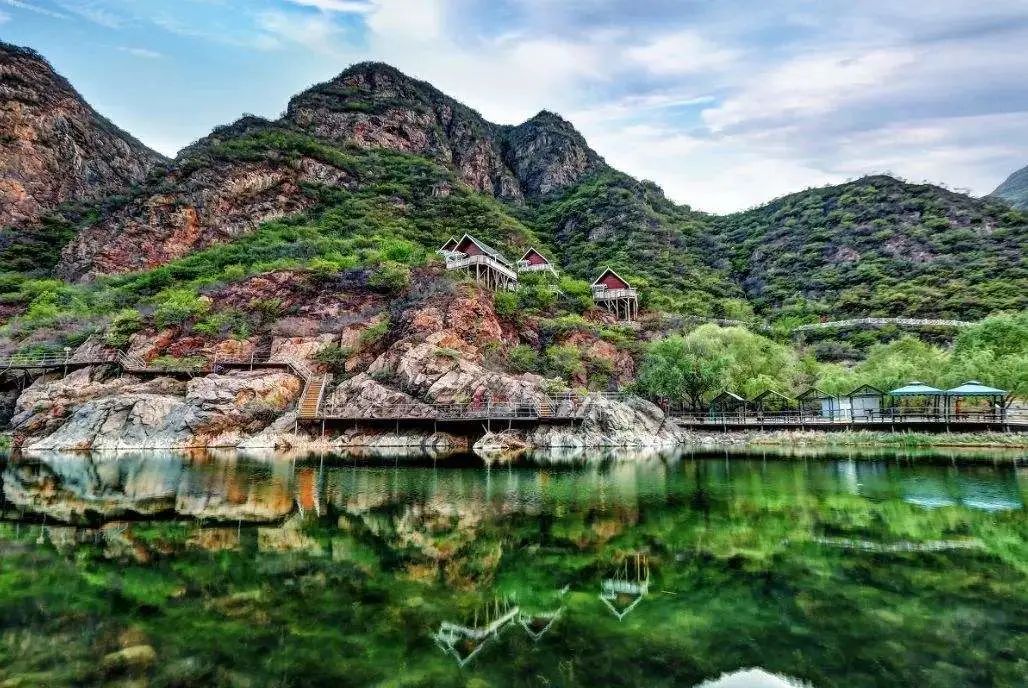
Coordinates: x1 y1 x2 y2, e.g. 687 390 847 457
2 0 1028 213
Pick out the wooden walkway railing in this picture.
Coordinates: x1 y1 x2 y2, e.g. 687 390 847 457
318 394 586 422
668 409 1025 428
792 317 974 332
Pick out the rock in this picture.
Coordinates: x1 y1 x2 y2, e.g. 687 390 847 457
13 370 301 450
100 645 157 674
0 43 165 229
521 396 688 449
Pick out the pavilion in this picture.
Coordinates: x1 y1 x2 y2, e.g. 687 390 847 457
945 380 1007 420
887 381 945 418
846 384 886 421
751 389 795 416
709 391 746 418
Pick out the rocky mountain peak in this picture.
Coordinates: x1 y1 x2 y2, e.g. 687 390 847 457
282 62 600 200
0 41 167 228
503 110 604 197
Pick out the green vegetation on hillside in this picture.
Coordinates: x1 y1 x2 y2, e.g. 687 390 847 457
714 176 1028 321
0 130 543 353
523 171 744 316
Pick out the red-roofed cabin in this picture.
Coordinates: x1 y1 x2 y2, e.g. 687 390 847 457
440 233 517 291
591 268 638 321
593 269 631 291
517 247 557 275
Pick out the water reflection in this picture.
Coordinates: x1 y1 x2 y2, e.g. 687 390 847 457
0 448 1025 687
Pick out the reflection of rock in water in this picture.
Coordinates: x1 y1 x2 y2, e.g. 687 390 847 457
2 451 295 523
695 668 812 688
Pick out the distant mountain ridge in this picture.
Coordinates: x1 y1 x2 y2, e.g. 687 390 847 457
0 47 1025 320
991 164 1028 210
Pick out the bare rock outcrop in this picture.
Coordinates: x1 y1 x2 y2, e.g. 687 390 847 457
0 42 165 228
11 368 302 450
57 154 349 280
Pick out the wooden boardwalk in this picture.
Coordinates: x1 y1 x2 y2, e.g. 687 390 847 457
4 347 1022 432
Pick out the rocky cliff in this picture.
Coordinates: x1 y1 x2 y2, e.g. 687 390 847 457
54 63 607 280
0 42 166 229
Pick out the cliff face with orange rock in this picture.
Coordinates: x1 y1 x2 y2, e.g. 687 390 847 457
0 42 165 229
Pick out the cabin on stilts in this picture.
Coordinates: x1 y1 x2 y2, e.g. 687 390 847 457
591 268 638 321
440 234 518 292
517 247 558 276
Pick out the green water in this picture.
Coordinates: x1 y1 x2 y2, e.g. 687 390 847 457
1 449 1026 687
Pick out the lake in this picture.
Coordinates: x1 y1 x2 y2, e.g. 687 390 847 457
1 448 1026 687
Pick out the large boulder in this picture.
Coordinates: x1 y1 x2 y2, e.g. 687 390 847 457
13 369 302 450
524 396 688 449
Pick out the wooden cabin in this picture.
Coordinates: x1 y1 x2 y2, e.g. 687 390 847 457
439 233 517 292
517 248 558 276
591 268 638 321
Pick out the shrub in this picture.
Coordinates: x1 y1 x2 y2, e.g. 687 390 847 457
369 261 411 294
493 292 517 318
544 345 585 380
358 320 388 349
313 343 352 373
507 345 539 373
105 308 143 348
153 289 209 328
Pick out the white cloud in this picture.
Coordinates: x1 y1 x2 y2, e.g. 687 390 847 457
117 45 163 59
1 0 68 20
57 1 124 28
365 0 443 42
702 47 917 134
625 30 740 75
0 9 9 23
256 9 349 55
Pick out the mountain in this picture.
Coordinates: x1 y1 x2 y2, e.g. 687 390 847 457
714 175 1027 320
50 62 615 280
991 165 1028 210
0 51 1024 322
47 61 740 315
0 42 166 229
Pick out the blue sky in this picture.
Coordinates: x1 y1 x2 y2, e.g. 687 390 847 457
3 0 1028 212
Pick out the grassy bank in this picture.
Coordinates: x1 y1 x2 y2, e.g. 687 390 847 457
744 429 1028 450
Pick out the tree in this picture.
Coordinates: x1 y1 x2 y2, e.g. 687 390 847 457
947 311 1028 407
635 335 730 409
816 335 950 395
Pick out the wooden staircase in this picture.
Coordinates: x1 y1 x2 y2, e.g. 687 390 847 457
298 374 330 419
537 398 553 418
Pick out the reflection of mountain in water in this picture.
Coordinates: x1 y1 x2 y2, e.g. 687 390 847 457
2 451 294 523
0 449 1025 686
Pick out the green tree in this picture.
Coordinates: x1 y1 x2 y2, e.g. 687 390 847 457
947 311 1028 407
635 335 730 409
